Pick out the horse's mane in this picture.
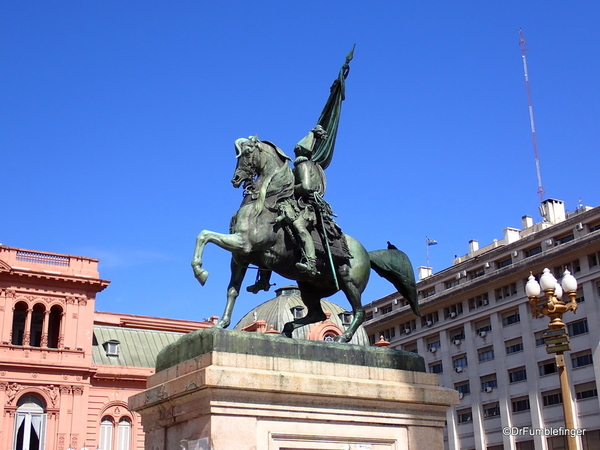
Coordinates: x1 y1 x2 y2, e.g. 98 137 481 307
253 141 294 213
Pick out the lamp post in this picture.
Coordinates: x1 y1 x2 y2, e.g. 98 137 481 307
526 268 579 450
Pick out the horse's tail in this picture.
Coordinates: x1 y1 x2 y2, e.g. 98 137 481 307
369 249 421 317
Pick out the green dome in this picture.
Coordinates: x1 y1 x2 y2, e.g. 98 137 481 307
234 285 370 346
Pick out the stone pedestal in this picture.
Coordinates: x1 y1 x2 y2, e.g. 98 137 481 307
129 329 458 450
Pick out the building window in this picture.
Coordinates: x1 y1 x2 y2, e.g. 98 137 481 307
567 319 589 337
468 293 489 310
381 305 393 314
481 374 498 392
450 327 465 342
497 257 512 269
506 338 524 355
478 347 494 363
590 222 600 232
11 302 28 346
400 320 416 334
508 367 527 383
502 310 521 327
100 416 131 450
469 267 485 279
542 391 563 407
404 342 418 354
512 397 531 413
555 234 574 245
291 305 305 319
14 394 47 450
554 261 581 277
474 319 492 337
453 355 468 371
456 408 473 424
100 418 114 450
571 350 593 369
495 283 518 301
10 301 62 349
380 327 396 341
104 340 120 357
455 382 470 396
483 402 500 418
421 312 439 328
429 362 443 374
47 305 63 348
588 252 598 268
445 279 459 289
525 245 542 258
575 381 598 400
30 304 45 347
422 288 435 298
534 331 546 347
539 360 557 376
427 338 441 352
444 303 463 319
338 311 353 325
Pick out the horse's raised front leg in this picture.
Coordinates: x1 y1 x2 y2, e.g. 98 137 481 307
191 230 245 285
214 257 247 329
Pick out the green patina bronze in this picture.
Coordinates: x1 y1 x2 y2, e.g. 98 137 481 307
191 48 420 344
156 327 425 373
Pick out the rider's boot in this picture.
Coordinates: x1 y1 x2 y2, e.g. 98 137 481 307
246 270 273 293
296 257 319 276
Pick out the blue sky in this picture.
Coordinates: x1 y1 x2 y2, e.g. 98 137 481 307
2 2 599 325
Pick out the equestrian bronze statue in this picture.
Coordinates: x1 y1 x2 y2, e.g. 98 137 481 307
191 48 420 343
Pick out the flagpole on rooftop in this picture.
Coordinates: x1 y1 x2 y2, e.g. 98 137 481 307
426 237 437 269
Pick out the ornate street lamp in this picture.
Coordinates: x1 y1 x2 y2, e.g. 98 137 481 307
526 268 579 450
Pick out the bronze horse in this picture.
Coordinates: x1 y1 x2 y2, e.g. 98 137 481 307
191 137 419 342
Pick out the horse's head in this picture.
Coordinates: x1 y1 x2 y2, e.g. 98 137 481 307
232 136 262 189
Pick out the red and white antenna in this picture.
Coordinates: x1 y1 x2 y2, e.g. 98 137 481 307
519 28 545 203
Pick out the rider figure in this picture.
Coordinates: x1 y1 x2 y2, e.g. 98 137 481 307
276 125 328 276
246 126 327 293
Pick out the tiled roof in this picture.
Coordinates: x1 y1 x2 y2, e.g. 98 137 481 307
92 325 185 367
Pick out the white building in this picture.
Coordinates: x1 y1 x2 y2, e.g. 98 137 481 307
364 199 600 450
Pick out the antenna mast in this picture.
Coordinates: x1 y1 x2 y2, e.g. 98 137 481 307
519 28 545 203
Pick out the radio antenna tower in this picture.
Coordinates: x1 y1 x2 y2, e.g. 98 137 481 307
519 29 545 203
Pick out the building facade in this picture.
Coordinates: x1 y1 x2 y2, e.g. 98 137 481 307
364 199 600 450
0 245 215 450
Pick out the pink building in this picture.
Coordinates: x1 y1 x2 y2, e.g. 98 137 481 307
0 245 215 450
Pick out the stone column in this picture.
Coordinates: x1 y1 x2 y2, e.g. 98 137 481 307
22 307 32 346
40 310 49 348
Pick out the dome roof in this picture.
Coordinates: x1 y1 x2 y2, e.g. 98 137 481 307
234 285 370 346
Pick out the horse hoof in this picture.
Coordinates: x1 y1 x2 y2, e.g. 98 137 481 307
214 320 230 329
194 268 209 285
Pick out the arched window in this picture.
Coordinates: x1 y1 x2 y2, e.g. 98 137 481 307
13 394 47 450
116 418 131 450
30 304 45 348
12 302 28 346
99 417 114 450
47 305 62 349
99 416 131 450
